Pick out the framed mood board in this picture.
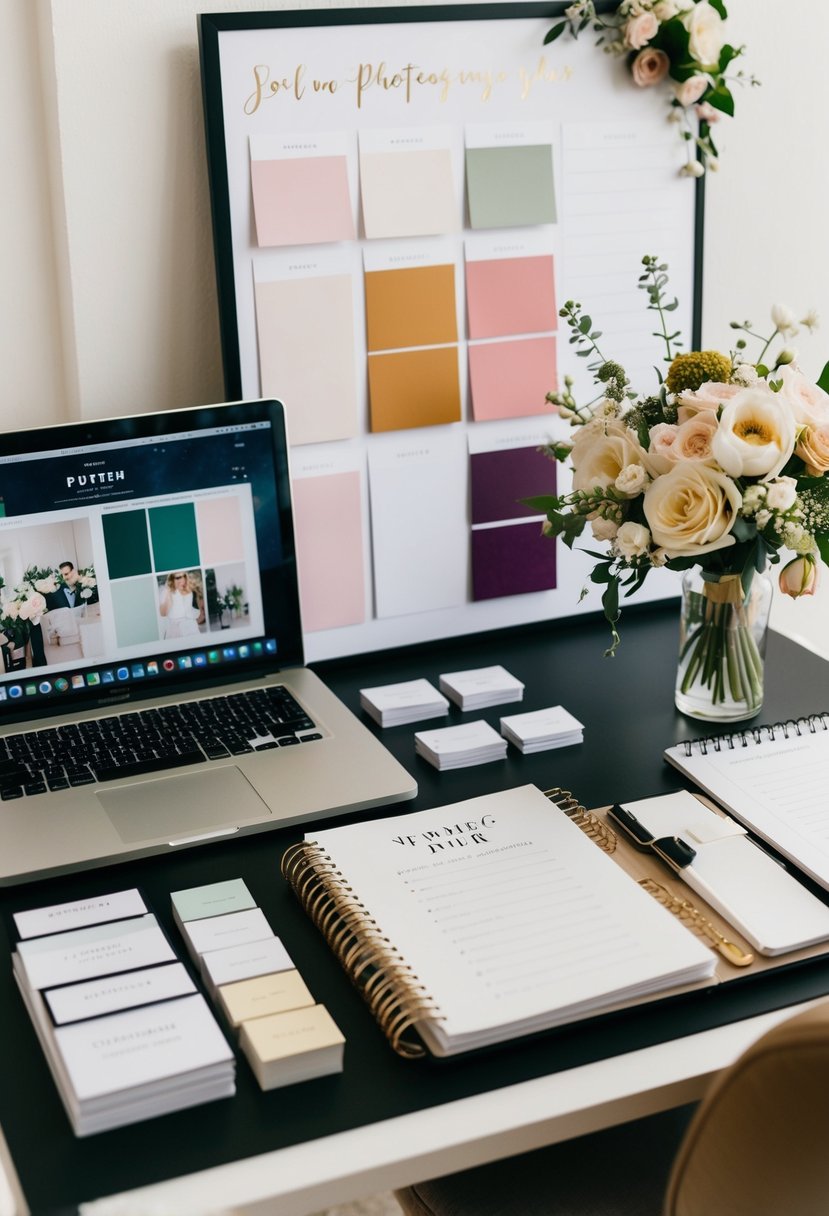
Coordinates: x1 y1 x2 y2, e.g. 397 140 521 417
199 2 703 660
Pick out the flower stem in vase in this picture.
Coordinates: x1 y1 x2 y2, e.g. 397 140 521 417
675 568 772 722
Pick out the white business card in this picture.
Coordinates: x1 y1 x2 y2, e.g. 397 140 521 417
439 666 524 700
182 908 274 958
17 915 176 991
45 963 196 1026
500 705 584 742
53 993 233 1101
13 889 148 940
360 679 447 712
201 936 294 989
415 720 504 755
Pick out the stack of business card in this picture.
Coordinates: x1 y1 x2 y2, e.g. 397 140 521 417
439 665 525 710
360 678 449 727
11 890 235 1136
171 878 345 1090
415 720 508 770
499 706 584 754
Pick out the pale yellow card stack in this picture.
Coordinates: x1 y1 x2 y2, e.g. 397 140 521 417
171 878 344 1089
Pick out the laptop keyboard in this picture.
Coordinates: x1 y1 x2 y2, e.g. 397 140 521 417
0 686 322 800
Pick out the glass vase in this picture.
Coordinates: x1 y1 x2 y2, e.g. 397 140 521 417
674 567 773 722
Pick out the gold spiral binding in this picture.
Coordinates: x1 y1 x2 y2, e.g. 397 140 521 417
280 840 440 1058
543 787 618 854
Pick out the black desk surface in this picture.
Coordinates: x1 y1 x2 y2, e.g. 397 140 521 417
2 604 828 1215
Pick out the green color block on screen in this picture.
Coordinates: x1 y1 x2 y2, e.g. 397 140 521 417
110 577 161 647
466 145 557 229
102 511 151 578
149 503 199 572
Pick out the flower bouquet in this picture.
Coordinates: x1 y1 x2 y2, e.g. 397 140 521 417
532 256 829 721
545 1 758 175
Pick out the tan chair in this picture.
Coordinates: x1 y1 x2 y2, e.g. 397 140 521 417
395 1000 829 1216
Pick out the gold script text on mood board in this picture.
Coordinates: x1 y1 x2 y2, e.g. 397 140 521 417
243 57 573 114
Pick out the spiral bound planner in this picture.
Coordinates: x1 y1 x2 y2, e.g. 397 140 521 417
281 785 716 1058
664 713 829 893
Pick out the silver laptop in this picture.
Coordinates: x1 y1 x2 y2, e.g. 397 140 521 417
0 400 416 884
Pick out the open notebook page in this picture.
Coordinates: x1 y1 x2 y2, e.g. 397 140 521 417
665 723 829 892
307 785 713 1054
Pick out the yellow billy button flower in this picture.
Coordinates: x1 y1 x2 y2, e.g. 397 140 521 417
778 553 820 598
665 350 732 395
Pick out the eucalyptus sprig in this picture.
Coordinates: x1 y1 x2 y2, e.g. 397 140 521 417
639 254 682 363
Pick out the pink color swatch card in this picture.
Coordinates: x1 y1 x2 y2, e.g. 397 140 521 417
249 133 355 247
292 468 366 633
468 336 558 423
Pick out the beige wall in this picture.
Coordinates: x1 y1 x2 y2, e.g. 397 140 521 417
2 0 827 655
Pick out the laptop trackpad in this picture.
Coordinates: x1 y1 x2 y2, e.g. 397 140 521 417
97 766 271 845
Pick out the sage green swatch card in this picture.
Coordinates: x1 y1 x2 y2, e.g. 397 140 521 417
466 145 557 229
171 878 256 924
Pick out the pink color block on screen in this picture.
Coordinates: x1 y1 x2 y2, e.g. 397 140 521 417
251 156 355 247
196 496 244 566
468 337 558 422
465 255 557 340
292 473 365 633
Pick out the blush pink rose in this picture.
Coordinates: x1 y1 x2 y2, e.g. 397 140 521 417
675 381 741 424
631 48 670 87
674 75 710 107
647 422 680 474
673 412 718 461
624 12 659 50
776 365 829 429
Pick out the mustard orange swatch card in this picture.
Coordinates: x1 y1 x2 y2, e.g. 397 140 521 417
365 263 458 352
254 268 358 446
368 347 461 433
468 337 557 423
466 254 557 340
292 470 366 633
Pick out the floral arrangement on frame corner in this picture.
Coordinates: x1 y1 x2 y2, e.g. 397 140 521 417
531 256 829 723
0 565 98 655
545 1 758 175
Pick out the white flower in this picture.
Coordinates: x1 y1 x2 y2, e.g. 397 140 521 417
2 600 19 621
771 303 798 335
34 576 58 594
17 592 47 624
643 462 742 558
593 396 621 420
624 11 659 49
591 517 619 542
80 588 92 600
614 463 649 496
801 309 820 333
683 1 725 67
711 387 796 479
615 521 651 560
742 484 767 512
680 159 705 178
731 364 758 387
650 547 669 567
675 380 741 424
653 0 680 19
764 477 798 513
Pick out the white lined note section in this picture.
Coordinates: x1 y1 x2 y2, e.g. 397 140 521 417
561 120 696 394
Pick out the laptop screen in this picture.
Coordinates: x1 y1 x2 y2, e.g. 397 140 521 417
0 400 303 722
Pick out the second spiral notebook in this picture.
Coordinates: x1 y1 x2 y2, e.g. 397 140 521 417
282 785 715 1058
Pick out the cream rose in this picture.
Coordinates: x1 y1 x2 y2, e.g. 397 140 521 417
711 387 796 479
684 1 725 67
624 12 659 49
653 0 680 19
674 75 710 108
643 462 741 558
631 47 671 87
18 592 47 623
673 412 718 462
1 600 19 621
776 365 829 429
569 419 650 494
591 517 619 542
675 380 741 424
796 424 829 475
615 521 651 560
614 462 649 496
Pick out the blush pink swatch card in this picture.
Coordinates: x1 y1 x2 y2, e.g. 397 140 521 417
292 473 365 632
251 156 355 247
466 255 557 340
468 337 558 422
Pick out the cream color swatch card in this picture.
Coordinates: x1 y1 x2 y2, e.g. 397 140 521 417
240 1004 344 1064
218 969 314 1028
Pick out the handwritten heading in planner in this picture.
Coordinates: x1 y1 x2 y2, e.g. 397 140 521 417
243 56 573 114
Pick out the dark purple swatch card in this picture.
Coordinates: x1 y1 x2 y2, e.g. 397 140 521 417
470 446 556 525
471 521 556 601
